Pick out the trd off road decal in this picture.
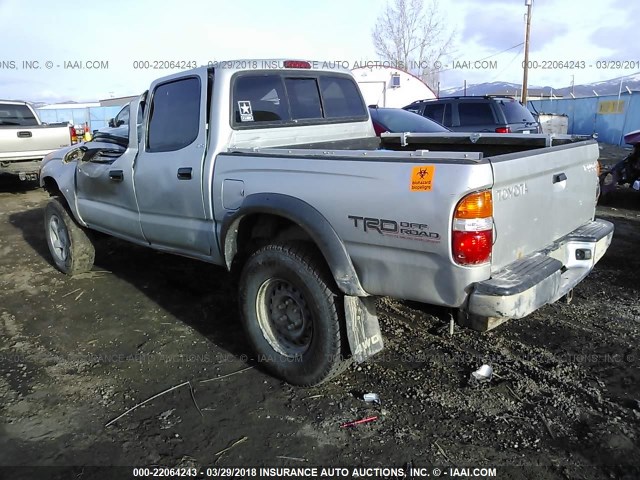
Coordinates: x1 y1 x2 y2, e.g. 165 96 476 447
410 165 435 191
348 216 440 242
238 100 254 122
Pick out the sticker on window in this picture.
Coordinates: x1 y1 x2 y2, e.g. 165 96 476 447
238 101 254 122
410 165 435 191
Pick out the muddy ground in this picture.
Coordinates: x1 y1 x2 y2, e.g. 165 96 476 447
0 144 639 479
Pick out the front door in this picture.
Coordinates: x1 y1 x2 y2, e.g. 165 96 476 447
76 99 144 242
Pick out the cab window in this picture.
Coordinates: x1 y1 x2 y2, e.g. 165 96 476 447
147 77 200 152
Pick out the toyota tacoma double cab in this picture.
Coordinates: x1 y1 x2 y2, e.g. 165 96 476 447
39 60 613 385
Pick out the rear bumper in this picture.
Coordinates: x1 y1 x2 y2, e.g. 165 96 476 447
0 160 42 180
467 219 614 321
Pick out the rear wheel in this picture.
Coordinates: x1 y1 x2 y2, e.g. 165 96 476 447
238 243 349 386
44 198 95 275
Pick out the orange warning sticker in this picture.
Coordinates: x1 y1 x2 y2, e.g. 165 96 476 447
410 165 435 191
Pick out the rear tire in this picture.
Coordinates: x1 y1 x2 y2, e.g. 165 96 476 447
238 242 349 386
44 198 95 275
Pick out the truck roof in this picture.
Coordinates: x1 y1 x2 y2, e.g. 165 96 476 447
0 100 30 105
151 59 354 88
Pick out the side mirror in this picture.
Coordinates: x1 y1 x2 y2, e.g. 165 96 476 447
116 119 126 127
108 118 115 128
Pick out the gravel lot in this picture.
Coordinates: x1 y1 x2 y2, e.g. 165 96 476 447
0 143 638 479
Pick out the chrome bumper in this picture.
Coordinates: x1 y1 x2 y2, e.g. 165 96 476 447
467 219 614 320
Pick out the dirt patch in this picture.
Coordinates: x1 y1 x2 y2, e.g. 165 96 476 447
0 154 639 479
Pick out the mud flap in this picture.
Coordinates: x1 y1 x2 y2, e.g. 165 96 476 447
344 296 383 363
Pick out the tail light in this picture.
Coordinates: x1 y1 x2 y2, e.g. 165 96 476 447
69 125 77 144
372 121 387 136
452 190 493 265
495 127 511 133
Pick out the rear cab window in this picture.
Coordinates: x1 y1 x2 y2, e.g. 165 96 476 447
232 72 367 128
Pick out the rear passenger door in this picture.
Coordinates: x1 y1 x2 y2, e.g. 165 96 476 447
422 103 452 128
133 71 213 256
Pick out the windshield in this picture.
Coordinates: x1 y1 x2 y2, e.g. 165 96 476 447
499 100 536 123
372 108 449 133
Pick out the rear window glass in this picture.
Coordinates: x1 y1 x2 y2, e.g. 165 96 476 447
498 100 536 123
422 103 452 127
319 76 367 118
232 74 367 126
0 103 38 126
372 108 448 133
233 75 289 123
458 102 495 126
285 78 322 120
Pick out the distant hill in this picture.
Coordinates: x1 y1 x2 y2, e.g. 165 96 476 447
441 72 640 98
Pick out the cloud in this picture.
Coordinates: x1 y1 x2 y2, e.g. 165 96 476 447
460 7 568 53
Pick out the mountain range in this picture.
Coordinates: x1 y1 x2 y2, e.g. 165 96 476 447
440 72 640 98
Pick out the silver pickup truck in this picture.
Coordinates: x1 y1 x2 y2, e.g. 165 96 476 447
0 100 73 180
39 60 613 385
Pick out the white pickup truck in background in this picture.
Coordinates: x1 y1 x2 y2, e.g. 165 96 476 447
0 100 74 181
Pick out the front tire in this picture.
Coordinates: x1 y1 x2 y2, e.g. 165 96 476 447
238 243 349 386
44 198 95 275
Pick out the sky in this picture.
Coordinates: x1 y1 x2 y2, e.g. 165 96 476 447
0 0 638 103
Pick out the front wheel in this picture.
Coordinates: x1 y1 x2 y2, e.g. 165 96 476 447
44 198 95 275
238 243 349 386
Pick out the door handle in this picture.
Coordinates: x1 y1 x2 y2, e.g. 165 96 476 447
17 131 32 138
553 172 567 183
177 167 192 180
109 169 124 181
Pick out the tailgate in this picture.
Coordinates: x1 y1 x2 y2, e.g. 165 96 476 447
490 140 599 271
0 126 70 159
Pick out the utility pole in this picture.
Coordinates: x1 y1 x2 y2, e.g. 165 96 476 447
521 0 533 105
571 75 575 97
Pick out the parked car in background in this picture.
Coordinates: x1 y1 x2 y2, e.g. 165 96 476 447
368 106 449 135
0 100 74 181
404 96 541 134
94 99 144 143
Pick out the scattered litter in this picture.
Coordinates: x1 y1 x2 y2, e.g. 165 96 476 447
506 384 523 403
340 415 378 428
74 291 84 301
200 366 254 384
539 412 556 439
470 364 493 383
62 288 82 298
304 394 324 400
105 380 201 427
363 393 380 404
276 456 307 462
215 436 248 456
434 441 451 463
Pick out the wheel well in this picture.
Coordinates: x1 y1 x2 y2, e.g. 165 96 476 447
42 177 62 198
232 214 315 270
